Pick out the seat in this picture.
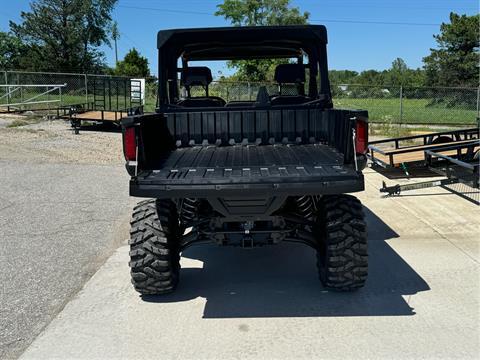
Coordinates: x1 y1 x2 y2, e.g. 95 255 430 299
177 67 226 107
270 64 309 106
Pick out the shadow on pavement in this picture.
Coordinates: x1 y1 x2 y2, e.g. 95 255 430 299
371 164 439 180
142 206 430 317
65 122 122 133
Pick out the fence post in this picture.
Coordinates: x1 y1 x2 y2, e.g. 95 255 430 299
84 74 88 105
399 85 403 126
4 71 9 110
476 86 480 125
19 73 23 104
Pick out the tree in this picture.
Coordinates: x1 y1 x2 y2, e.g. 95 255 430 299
0 32 25 69
423 12 479 87
10 0 117 72
328 70 359 85
114 48 150 77
215 0 309 81
216 0 309 26
111 21 120 65
383 58 425 86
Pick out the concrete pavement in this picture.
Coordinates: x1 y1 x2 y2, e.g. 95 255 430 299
19 168 480 359
0 160 135 359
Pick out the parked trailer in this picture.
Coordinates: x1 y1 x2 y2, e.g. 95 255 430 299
57 78 144 130
368 127 479 169
58 102 143 129
377 134 479 204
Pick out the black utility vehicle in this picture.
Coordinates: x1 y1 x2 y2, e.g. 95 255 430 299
122 25 369 295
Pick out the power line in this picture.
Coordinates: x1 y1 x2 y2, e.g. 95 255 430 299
119 0 478 11
118 5 212 16
310 19 441 26
118 5 443 26
120 31 141 49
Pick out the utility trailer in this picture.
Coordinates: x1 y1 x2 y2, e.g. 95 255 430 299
380 140 479 204
368 127 479 169
58 77 144 130
122 26 369 295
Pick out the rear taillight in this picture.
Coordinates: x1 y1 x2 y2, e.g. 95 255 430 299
124 127 137 161
355 119 368 154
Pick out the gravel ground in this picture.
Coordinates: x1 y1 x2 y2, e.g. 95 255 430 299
0 116 124 165
0 116 136 359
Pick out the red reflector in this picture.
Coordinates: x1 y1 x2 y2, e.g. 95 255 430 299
124 127 137 161
355 119 368 154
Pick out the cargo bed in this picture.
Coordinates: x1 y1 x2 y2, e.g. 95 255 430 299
130 143 363 198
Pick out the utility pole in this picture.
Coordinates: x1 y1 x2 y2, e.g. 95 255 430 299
112 21 120 65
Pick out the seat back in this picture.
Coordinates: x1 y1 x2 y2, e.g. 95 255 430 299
181 66 213 88
271 64 309 105
274 64 306 87
178 66 225 107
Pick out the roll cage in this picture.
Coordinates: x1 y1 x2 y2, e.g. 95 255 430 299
156 25 332 110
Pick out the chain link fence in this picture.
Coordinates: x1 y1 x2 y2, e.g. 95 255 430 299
184 80 479 126
332 84 479 126
0 70 140 113
1 71 479 126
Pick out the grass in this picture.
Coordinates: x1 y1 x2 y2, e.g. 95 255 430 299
334 98 478 125
7 119 31 128
6 115 43 128
3 90 477 126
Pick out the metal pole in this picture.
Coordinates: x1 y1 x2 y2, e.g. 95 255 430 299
476 86 480 125
4 71 9 111
399 85 403 126
17 73 20 105
84 74 88 105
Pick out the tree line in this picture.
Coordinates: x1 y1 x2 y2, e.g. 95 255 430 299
0 0 150 78
0 0 478 89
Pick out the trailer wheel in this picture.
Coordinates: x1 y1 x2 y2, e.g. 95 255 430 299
430 136 453 145
315 195 368 291
129 199 181 295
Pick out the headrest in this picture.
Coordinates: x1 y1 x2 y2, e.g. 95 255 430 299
181 67 213 87
274 64 305 84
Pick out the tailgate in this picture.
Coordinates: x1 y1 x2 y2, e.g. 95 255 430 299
130 144 364 198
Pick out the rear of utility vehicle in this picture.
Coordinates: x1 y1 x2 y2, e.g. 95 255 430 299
122 25 369 295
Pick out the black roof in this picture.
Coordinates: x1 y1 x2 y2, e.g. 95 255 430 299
157 25 327 61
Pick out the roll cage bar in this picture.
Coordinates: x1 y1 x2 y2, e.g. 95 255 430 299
156 25 332 110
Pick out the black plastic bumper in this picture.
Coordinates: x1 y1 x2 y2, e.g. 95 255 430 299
129 175 364 198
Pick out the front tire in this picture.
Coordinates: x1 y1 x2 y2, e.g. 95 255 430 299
129 199 181 295
315 195 368 291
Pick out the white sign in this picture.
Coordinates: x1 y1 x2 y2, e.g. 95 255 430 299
131 78 145 105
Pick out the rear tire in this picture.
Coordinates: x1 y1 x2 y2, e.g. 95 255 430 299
129 199 181 295
315 195 368 291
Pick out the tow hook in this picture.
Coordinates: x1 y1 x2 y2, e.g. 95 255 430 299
242 221 254 248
